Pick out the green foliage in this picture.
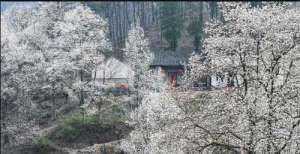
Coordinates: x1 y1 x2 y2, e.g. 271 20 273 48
96 95 127 123
33 136 53 154
62 112 97 127
105 87 129 96
209 2 218 19
60 112 98 141
275 1 284 6
59 104 127 141
86 2 108 15
102 104 127 125
159 2 184 50
187 16 203 51
250 2 263 8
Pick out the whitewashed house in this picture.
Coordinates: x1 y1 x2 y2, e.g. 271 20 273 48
210 73 235 89
92 57 134 88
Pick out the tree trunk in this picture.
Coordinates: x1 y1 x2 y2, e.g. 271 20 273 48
80 70 84 106
103 69 105 84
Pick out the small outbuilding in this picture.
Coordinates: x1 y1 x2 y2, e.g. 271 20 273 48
150 49 190 87
93 57 134 88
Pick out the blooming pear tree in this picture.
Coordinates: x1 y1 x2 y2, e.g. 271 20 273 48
188 2 300 153
121 91 186 154
123 21 154 103
21 2 112 105
1 2 112 148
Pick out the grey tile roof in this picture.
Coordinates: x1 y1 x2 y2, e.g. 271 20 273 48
151 48 192 67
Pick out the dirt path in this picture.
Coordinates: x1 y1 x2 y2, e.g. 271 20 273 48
36 123 59 137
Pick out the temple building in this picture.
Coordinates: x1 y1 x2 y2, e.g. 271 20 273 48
150 49 190 87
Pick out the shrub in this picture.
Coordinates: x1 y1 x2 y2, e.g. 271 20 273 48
33 136 53 154
57 102 128 142
105 87 128 96
99 104 127 126
59 112 105 141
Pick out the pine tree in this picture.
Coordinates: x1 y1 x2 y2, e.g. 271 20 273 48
187 2 204 53
209 2 218 20
159 2 183 50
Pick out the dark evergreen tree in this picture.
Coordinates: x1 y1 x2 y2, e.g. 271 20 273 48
159 2 183 50
250 1 263 8
187 2 204 52
209 2 218 20
187 17 203 52
86 2 160 51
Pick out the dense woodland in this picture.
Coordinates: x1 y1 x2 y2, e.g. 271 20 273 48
1 1 300 154
86 2 220 56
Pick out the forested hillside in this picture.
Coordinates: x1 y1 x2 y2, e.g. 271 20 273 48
86 2 219 57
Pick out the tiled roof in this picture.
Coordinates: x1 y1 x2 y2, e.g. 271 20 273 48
151 48 193 66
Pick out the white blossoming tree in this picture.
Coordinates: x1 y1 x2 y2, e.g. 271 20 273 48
123 21 154 103
1 2 112 149
188 2 300 153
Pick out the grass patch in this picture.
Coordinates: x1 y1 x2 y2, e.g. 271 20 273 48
58 110 126 141
98 104 127 126
105 87 129 96
49 104 130 145
33 136 54 154
59 112 100 141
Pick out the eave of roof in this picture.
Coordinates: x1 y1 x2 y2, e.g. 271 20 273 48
150 48 192 66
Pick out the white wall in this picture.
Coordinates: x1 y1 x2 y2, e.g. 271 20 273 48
211 74 228 89
92 57 134 86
